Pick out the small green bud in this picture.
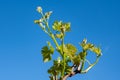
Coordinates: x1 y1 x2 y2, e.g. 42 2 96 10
57 57 61 63
34 20 40 24
45 11 52 19
34 18 43 24
36 6 42 13
83 38 87 44
39 23 45 29
39 18 43 23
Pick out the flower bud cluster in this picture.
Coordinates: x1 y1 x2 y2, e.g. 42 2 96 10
36 6 42 13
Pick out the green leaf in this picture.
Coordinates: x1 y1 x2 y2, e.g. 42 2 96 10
48 59 63 75
81 39 94 50
52 21 71 32
55 32 63 39
62 44 78 64
90 47 101 56
64 44 77 56
72 55 81 65
47 41 54 53
79 51 87 59
63 22 70 31
41 42 54 62
65 65 72 74
80 39 102 56
49 76 54 80
52 21 62 31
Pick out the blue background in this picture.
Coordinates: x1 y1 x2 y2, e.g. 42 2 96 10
0 0 120 80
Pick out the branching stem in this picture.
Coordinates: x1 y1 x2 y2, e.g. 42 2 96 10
81 56 100 74
40 12 61 55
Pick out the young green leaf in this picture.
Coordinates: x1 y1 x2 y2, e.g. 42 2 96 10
52 21 62 31
61 44 78 64
65 65 72 74
48 60 63 76
55 32 63 39
52 21 71 32
47 41 54 53
72 55 81 65
65 44 77 56
79 51 87 60
90 47 101 57
81 39 94 50
63 22 71 31
80 39 102 57
41 42 54 62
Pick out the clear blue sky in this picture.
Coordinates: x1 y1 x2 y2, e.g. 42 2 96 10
0 0 120 80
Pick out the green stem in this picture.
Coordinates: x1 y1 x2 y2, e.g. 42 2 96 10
81 56 100 73
85 59 91 65
51 34 60 51
80 51 87 72
41 12 52 34
61 32 65 78
45 22 52 33
40 12 61 53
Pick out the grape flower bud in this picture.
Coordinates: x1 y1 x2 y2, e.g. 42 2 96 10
36 6 42 13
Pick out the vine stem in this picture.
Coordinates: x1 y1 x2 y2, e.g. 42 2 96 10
81 56 100 73
40 12 61 55
80 51 87 72
51 34 61 52
61 31 65 78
